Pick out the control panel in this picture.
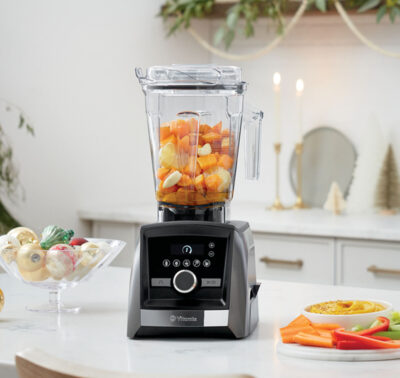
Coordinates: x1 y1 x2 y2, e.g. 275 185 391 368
144 235 229 306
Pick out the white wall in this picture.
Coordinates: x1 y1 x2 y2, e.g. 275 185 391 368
211 15 400 206
0 0 209 235
1 2 400 235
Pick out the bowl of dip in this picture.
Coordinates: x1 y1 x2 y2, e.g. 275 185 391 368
302 299 392 329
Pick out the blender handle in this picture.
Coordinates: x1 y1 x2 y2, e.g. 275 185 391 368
243 104 263 180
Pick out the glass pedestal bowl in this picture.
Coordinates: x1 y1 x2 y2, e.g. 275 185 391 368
0 238 126 313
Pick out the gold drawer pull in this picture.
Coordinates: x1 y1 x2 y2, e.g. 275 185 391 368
260 256 303 268
367 265 400 276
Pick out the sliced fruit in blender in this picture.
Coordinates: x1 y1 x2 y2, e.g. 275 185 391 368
202 132 222 144
205 174 222 192
177 174 193 187
160 134 177 147
159 143 178 168
170 119 190 138
160 123 171 140
163 170 182 188
157 167 171 180
197 154 218 171
205 166 231 192
218 154 234 170
212 121 222 134
198 143 212 156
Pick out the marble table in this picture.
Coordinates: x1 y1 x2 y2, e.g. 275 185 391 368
0 267 399 378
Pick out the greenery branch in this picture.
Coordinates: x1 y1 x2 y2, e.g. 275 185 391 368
160 0 400 49
0 100 34 233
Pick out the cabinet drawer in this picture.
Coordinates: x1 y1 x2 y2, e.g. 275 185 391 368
254 233 334 284
338 239 400 289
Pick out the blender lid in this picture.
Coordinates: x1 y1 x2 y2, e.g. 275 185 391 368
135 64 246 91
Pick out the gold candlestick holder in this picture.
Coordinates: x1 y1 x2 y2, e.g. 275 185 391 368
292 142 308 210
269 142 286 211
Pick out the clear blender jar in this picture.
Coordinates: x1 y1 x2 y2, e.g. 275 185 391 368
136 65 262 222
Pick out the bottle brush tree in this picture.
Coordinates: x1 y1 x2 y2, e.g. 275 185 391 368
324 181 346 215
374 144 400 215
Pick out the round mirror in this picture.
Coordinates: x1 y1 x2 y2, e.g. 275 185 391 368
290 127 357 207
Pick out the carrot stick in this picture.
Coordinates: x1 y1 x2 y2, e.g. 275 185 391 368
293 332 334 348
280 325 319 343
311 323 341 330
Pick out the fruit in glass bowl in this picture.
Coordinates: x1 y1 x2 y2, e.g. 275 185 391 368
0 226 126 313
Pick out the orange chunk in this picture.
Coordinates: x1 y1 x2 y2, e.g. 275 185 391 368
212 121 222 134
199 124 212 134
162 192 177 203
197 154 218 171
178 135 191 153
157 167 171 180
205 174 222 192
287 315 311 328
170 119 190 138
160 124 171 141
221 129 231 137
178 174 193 187
183 157 201 177
194 174 206 193
202 132 222 144
160 134 177 147
218 154 234 170
221 137 234 155
158 182 178 194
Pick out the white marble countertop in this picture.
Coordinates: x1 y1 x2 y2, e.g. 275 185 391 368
1 267 400 378
78 202 400 242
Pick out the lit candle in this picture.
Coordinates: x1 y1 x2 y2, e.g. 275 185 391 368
296 78 304 142
273 72 281 143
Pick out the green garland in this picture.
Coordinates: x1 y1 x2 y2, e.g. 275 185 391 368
0 103 34 233
160 0 400 49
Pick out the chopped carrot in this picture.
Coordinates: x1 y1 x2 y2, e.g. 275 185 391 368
158 182 178 194
170 119 190 138
178 135 191 153
183 157 201 177
202 132 222 144
293 332 334 348
197 154 218 171
199 124 212 134
287 315 311 328
218 154 234 170
205 174 222 192
157 167 170 180
178 174 193 187
311 323 341 330
160 134 177 147
160 124 171 140
280 325 319 343
212 121 222 134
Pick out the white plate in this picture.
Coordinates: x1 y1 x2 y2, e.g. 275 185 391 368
277 341 400 361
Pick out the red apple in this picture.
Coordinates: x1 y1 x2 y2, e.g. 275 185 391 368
69 237 88 246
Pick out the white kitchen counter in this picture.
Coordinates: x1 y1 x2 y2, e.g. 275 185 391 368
79 201 400 242
1 267 400 378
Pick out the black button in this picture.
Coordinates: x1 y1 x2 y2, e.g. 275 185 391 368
162 259 170 267
208 251 215 258
203 259 211 268
192 259 200 268
173 259 181 268
201 278 221 287
208 242 215 249
183 259 191 268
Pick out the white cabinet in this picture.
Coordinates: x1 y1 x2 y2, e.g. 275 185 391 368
80 204 400 290
254 233 335 284
337 239 400 289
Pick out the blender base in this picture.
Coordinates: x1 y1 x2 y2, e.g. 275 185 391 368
158 202 228 223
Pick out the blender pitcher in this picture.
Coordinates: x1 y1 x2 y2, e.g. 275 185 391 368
136 65 262 222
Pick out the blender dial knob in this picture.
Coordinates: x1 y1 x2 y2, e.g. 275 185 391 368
173 270 197 294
